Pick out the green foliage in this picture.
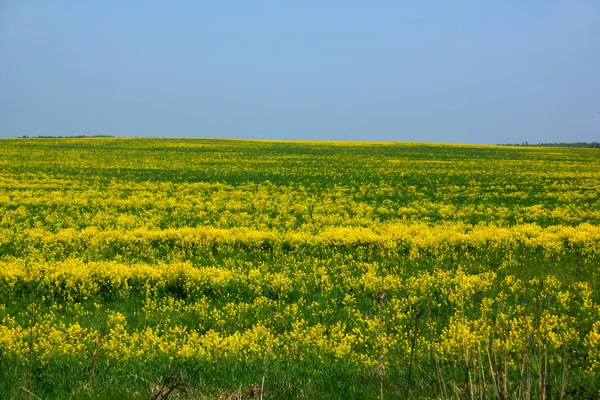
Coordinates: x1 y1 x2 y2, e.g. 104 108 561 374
0 139 599 399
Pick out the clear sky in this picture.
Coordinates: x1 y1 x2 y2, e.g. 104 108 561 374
1 1 598 143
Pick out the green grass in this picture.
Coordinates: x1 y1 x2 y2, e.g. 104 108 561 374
0 138 599 399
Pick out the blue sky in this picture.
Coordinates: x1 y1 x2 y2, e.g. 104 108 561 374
0 1 598 143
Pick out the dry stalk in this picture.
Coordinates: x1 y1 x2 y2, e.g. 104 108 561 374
26 258 36 400
377 288 387 400
560 345 569 400
486 342 500 398
89 333 103 387
537 342 543 400
432 343 447 400
20 387 42 400
477 343 486 400
407 306 423 396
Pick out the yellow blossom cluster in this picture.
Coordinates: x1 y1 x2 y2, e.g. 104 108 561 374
0 138 598 398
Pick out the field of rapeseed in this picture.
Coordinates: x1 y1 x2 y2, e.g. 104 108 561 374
0 138 599 399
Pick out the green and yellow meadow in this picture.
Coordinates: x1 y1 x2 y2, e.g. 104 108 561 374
1 138 599 399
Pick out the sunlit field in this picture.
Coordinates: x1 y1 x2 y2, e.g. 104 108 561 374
1 138 599 399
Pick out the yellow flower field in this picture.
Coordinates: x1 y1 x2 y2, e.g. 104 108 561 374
0 138 599 398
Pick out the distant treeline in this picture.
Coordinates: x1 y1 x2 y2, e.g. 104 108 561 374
500 142 599 148
20 135 115 138
13 136 599 148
